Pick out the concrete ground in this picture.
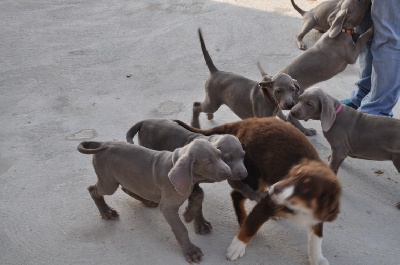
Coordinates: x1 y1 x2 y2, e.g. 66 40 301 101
1 0 399 264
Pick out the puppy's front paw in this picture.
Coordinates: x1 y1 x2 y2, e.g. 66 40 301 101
304 128 317 136
101 207 119 220
226 236 246 261
183 243 203 263
310 256 329 265
194 218 212 235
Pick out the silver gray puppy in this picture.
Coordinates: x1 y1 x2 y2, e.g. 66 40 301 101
278 0 372 90
290 88 400 176
78 139 232 263
291 0 369 50
192 29 314 135
126 119 248 235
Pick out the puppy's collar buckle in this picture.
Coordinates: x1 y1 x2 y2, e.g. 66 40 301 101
341 28 355 35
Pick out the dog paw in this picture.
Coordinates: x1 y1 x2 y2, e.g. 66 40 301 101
183 243 203 263
194 218 212 235
101 207 119 220
309 257 329 265
226 236 246 261
304 128 317 136
299 43 307 50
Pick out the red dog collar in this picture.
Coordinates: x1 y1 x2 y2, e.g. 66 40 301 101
341 28 355 35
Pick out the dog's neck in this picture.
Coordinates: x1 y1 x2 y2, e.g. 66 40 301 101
265 89 278 106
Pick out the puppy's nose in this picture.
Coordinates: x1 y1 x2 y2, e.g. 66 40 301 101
232 167 248 180
286 102 294 109
220 165 232 179
290 109 299 117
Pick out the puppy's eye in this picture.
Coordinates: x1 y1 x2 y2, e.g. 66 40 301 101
306 101 313 107
205 159 213 165
225 155 232 161
276 89 282 94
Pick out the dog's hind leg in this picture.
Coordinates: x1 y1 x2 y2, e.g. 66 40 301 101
191 97 221 128
296 19 317 50
392 155 400 173
88 180 119 220
121 187 159 208
183 184 212 235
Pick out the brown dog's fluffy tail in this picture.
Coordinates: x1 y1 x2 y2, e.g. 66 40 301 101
126 121 144 144
174 119 240 136
291 0 306 16
198 28 218 74
77 141 109 154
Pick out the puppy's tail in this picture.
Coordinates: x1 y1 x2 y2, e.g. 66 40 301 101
174 119 240 136
198 28 218 74
290 0 306 16
126 121 144 144
77 141 109 154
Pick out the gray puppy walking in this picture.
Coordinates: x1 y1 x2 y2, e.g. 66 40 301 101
192 29 314 135
78 139 232 263
261 0 372 92
125 119 248 234
290 88 400 176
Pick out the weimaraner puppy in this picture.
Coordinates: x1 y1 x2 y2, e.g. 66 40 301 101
125 118 248 234
77 139 232 263
272 0 372 91
291 0 369 50
193 28 316 136
290 88 400 178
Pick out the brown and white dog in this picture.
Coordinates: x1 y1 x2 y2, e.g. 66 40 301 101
227 160 341 265
175 118 342 265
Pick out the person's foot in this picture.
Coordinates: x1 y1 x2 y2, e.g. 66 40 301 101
340 99 358 110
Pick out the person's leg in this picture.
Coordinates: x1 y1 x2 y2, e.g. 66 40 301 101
349 7 373 108
358 0 400 117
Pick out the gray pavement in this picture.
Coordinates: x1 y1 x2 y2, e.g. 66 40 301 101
1 1 399 264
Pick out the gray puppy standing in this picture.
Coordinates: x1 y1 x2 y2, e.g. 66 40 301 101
78 139 232 263
290 88 400 176
265 0 373 91
291 0 338 50
126 119 248 234
192 29 315 135
291 0 368 50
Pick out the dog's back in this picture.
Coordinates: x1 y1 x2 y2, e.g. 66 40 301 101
126 119 205 151
176 118 320 187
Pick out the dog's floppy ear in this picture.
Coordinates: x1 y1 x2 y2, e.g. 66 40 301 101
293 79 301 94
320 93 336 132
329 8 347 38
168 151 193 197
317 189 341 222
259 79 273 99
259 76 273 92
